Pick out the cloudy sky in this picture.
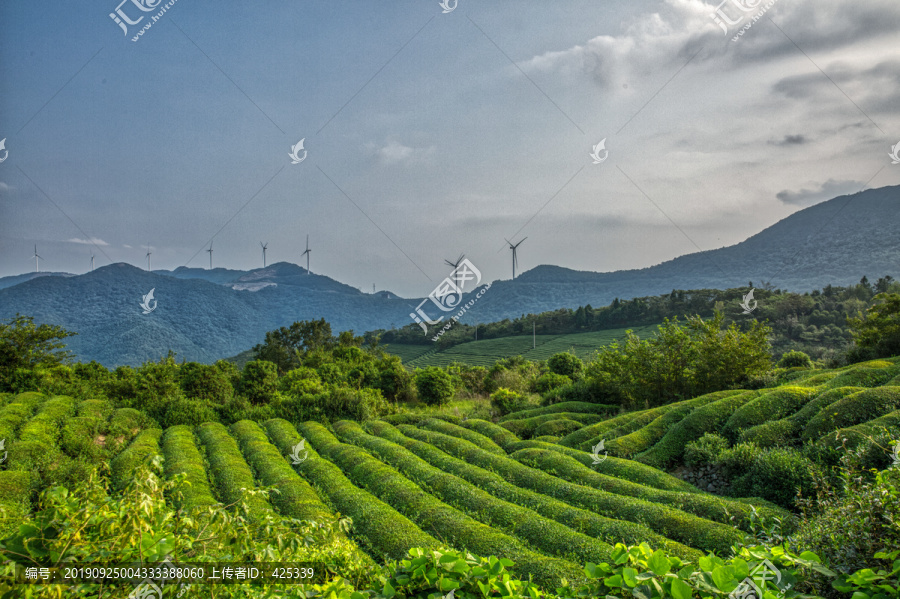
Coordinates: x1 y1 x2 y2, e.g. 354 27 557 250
0 0 898 296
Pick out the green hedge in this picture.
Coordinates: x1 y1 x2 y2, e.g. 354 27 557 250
508 446 790 530
160 425 217 510
0 471 33 538
533 435 560 443
195 422 272 517
558 412 641 449
230 420 332 522
605 391 741 458
60 416 106 461
334 420 617 567
299 421 578 586
108 408 159 458
264 418 440 561
824 363 900 388
721 387 816 442
815 409 900 452
636 391 759 469
532 419 583 438
76 399 113 421
363 420 696 560
0 403 33 444
418 418 507 454
397 424 738 555
507 439 701 494
499 401 618 422
379 413 463 426
460 419 522 451
501 412 604 439
803 387 900 441
7 396 76 472
110 428 163 491
10 392 44 410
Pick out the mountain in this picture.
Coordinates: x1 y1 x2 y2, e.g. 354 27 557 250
0 185 898 366
0 272 75 291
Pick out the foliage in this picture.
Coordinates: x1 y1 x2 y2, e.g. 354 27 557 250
240 360 279 405
533 372 572 394
178 361 234 404
0 315 75 392
490 387 531 416
684 433 729 468
414 367 454 406
547 352 583 379
252 318 339 373
849 293 900 361
727 446 824 510
779 350 814 369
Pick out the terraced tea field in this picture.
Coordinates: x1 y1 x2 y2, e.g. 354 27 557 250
387 324 660 367
3 357 899 590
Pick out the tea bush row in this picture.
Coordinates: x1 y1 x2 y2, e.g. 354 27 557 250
160 425 217 510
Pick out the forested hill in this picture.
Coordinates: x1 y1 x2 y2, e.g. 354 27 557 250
0 185 897 366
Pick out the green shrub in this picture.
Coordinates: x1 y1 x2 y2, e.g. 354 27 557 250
419 418 506 455
729 446 824 510
825 363 900 389
499 401 617 422
10 392 44 410
533 418 583 438
179 362 234 404
334 420 616 568
264 418 440 561
715 441 762 480
240 360 279 404
721 387 816 442
379 413 463 426
684 432 729 467
397 424 736 555
558 411 641 449
490 387 530 416
813 410 900 470
547 352 583 378
60 416 106 461
153 395 220 429
413 367 454 406
738 419 797 448
110 428 162 491
778 350 814 368
636 390 759 468
195 422 272 517
541 379 607 405
76 399 112 420
0 471 33 538
533 435 560 443
107 408 158 456
160 425 217 510
533 372 572 394
501 412 603 439
299 421 578 586
803 386 900 441
460 418 522 451
0 403 33 443
230 420 335 522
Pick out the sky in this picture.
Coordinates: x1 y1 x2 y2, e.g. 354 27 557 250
0 0 898 297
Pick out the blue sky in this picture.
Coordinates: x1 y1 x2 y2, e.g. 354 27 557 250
1 0 898 296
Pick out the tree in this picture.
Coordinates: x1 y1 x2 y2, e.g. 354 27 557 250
252 319 336 373
848 293 900 360
415 367 454 406
241 360 279 404
547 352 583 379
0 315 76 391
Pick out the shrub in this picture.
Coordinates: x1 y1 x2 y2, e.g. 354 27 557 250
825 363 900 389
498 401 617 422
490 387 530 416
76 399 112 420
501 412 603 439
0 471 32 538
110 428 162 491
195 422 272 518
415 367 454 406
107 408 158 455
532 418 583 438
460 418 522 451
419 418 506 455
264 418 440 561
715 441 762 480
533 435 560 443
375 358 414 401
160 425 217 510
729 447 824 510
240 360 279 404
738 419 797 448
558 411 642 449
542 379 607 405
179 362 234 404
547 352 583 379
778 350 814 368
803 386 900 441
533 372 572 394
154 395 220 429
272 386 388 423
0 402 33 444
299 421 578 586
721 387 816 442
60 416 106 461
684 432 729 467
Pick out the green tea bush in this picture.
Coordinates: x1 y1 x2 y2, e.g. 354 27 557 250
398 424 736 555
533 372 572 394
179 361 234 404
739 418 797 448
160 425 217 510
684 432 729 467
499 401 617 422
803 386 900 441
722 387 816 442
778 350 814 368
501 412 603 439
533 418 583 438
106 408 158 456
460 418 522 451
541 379 608 405
533 435 560 443
264 418 441 561
418 418 506 455
75 399 112 420
195 422 272 517
415 366 454 406
0 403 32 443
299 421 578 586
60 416 106 461
110 428 162 491
490 387 530 416
729 446 823 510
334 420 617 568
558 411 641 449
825 363 900 388
240 360 279 404
0 471 33 538
547 352 583 379
636 390 759 468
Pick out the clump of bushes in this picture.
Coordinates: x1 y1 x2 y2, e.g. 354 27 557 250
778 350 814 369
533 372 571 394
490 388 532 416
547 352 583 379
415 366 454 406
683 432 729 468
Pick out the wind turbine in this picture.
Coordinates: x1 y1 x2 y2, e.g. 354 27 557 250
145 243 153 272
444 253 466 269
31 245 42 273
206 241 214 270
301 235 311 274
506 237 526 279
260 242 268 268
90 253 95 272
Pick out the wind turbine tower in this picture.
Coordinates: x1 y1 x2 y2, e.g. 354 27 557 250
90 253 95 272
260 242 268 268
506 237 527 279
31 245 42 273
301 235 311 274
444 253 466 269
146 243 152 272
207 242 214 270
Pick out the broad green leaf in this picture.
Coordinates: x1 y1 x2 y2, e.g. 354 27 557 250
670 577 692 599
648 550 671 577
623 568 638 588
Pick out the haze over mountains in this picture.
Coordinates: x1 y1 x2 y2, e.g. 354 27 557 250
1 185 897 367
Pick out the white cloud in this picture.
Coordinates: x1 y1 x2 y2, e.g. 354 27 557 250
373 140 436 165
67 237 110 246
776 179 862 206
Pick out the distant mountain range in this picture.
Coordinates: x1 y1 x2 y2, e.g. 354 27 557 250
0 185 897 367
